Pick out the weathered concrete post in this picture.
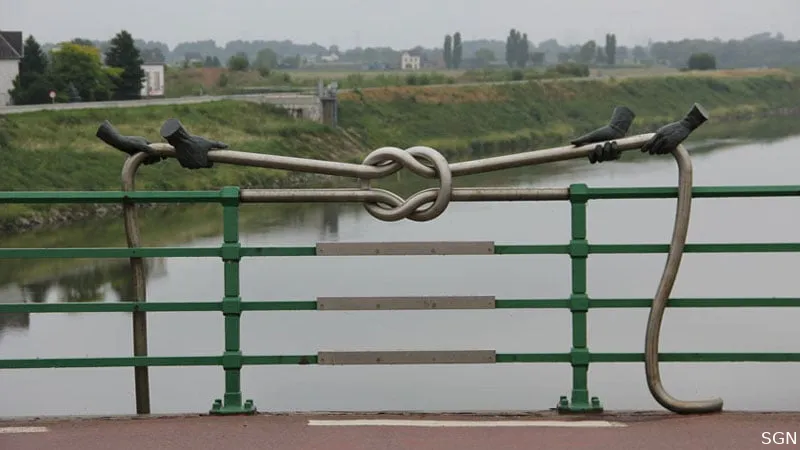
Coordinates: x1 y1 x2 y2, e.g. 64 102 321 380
320 81 339 127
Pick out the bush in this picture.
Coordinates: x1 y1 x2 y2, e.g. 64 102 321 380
687 53 717 71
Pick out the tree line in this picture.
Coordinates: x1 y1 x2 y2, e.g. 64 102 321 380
33 30 800 72
10 31 146 105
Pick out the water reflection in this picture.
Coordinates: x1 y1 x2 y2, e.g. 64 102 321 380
0 258 167 340
319 204 341 240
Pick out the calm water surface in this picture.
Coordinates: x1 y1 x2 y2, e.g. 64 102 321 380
1 133 800 417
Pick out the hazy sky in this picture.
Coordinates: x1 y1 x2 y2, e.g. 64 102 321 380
2 0 798 49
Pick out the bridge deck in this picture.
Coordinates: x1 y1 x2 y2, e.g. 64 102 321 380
2 411 798 449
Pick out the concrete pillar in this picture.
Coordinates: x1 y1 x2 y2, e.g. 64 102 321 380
321 98 338 127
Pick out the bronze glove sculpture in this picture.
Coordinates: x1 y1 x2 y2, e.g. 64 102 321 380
570 106 636 164
160 118 229 169
95 120 165 165
642 103 708 155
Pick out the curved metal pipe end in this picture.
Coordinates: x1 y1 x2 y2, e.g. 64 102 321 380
644 143 723 414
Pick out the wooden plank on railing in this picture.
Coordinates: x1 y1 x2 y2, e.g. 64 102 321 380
317 350 496 365
316 241 495 256
317 296 496 310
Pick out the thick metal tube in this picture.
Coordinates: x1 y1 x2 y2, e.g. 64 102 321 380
644 143 723 414
145 133 656 180
121 152 151 415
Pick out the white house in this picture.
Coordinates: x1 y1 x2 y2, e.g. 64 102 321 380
400 51 421 70
320 53 339 63
0 31 23 106
140 63 165 97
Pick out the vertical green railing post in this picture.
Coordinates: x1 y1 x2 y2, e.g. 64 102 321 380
210 186 256 415
558 183 603 413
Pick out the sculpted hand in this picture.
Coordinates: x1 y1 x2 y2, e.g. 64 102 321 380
570 106 636 164
642 103 709 155
95 120 164 165
159 118 229 169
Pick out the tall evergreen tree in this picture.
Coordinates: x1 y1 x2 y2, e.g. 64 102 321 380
443 34 453 69
516 32 529 68
452 32 462 69
505 29 518 67
605 33 617 65
104 30 145 100
9 35 53 105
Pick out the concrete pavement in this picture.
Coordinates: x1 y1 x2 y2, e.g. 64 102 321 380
2 411 798 449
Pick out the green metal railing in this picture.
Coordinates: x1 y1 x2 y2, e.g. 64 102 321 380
1 184 799 416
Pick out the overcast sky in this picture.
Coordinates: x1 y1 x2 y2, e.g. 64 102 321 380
2 0 798 49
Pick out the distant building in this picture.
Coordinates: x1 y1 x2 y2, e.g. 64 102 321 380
140 63 165 97
400 50 421 70
0 30 23 106
320 53 339 63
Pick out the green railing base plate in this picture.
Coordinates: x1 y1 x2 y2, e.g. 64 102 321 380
556 395 604 414
209 399 257 416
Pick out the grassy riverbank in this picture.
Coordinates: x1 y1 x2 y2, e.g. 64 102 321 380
1 70 799 232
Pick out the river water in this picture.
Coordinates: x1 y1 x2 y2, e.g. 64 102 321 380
1 131 800 418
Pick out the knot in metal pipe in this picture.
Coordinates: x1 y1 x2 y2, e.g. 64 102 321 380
358 146 453 222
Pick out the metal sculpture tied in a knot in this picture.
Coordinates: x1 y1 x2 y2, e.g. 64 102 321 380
358 146 452 222
94 101 725 417
95 103 709 223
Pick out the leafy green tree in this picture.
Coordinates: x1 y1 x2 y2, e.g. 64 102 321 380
71 38 95 47
687 52 716 70
578 40 597 64
227 52 250 71
443 35 452 69
104 30 146 100
452 32 462 69
49 42 115 102
9 35 53 105
67 82 82 103
254 48 278 76
531 52 545 66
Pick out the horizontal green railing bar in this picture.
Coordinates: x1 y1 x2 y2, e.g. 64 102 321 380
0 302 222 313
0 190 225 204
589 298 800 308
2 297 798 314
0 356 222 369
495 299 571 308
591 242 800 254
0 355 316 369
242 355 319 365
495 353 572 363
4 352 799 369
241 301 318 311
589 353 800 363
239 247 317 257
0 247 221 259
587 185 800 199
494 245 570 255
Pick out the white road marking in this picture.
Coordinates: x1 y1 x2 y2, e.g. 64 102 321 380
0 426 49 434
308 419 627 428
